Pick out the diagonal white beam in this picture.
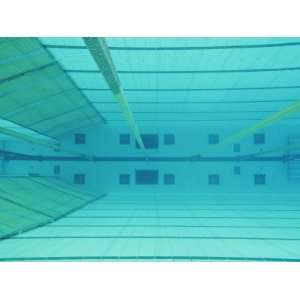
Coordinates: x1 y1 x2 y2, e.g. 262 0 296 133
83 37 146 151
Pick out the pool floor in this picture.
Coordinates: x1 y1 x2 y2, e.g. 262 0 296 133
1 193 300 261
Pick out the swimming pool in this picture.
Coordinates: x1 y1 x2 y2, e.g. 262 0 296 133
1 37 300 261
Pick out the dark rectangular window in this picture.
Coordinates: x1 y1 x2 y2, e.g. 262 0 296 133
119 174 130 185
28 173 40 177
254 133 265 144
234 166 240 175
254 174 266 185
74 174 85 184
208 134 219 144
74 133 86 144
53 165 61 175
135 170 159 185
120 134 130 145
136 134 159 149
208 174 220 185
164 174 175 185
233 143 240 152
164 134 175 145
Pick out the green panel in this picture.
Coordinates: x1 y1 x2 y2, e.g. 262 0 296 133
0 38 53 81
0 65 76 113
0 178 80 216
0 72 73 117
0 198 48 238
0 185 63 218
0 177 97 239
0 67 74 115
18 178 86 207
32 177 94 200
0 38 103 140
32 105 99 133
7 90 88 125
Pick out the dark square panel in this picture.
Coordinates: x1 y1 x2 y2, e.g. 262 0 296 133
233 143 240 152
135 170 159 184
208 174 220 185
234 166 240 175
164 134 175 145
74 174 85 184
208 134 219 144
254 133 265 144
120 134 130 145
119 174 130 185
136 134 159 149
74 133 86 144
28 173 40 177
254 174 266 185
53 165 61 175
164 174 175 185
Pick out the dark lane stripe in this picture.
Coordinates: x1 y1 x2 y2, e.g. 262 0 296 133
101 110 277 114
65 216 300 220
91 99 300 104
48 224 300 229
10 236 300 241
78 208 300 212
81 85 300 92
6 154 299 162
110 42 300 51
67 66 300 74
43 44 87 49
43 41 300 51
87 203 300 207
108 118 300 122
0 256 299 262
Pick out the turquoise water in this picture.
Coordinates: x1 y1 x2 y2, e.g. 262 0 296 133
1 37 300 261
1 193 300 261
